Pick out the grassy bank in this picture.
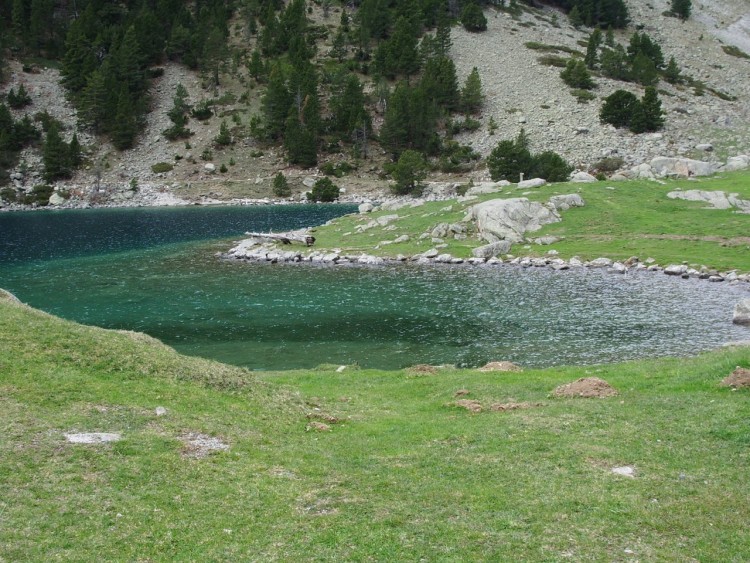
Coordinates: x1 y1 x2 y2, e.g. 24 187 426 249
309 170 750 272
2 291 750 560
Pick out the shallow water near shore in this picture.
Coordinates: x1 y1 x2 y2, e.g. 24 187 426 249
1 205 748 370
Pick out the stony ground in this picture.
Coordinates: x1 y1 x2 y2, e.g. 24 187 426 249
2 0 750 205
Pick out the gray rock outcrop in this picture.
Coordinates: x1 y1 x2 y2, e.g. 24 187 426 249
649 157 717 178
666 190 750 213
467 198 560 243
570 171 597 183
733 299 750 325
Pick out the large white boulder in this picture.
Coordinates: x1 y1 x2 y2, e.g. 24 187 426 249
466 198 560 243
721 155 750 172
472 240 512 259
667 190 750 212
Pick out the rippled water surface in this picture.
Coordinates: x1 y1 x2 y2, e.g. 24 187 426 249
1 205 748 370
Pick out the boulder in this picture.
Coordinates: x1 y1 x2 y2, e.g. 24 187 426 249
588 257 613 268
570 171 597 183
649 157 717 178
517 178 546 189
722 155 750 172
466 182 506 196
358 202 374 214
664 264 688 276
695 143 714 152
393 235 410 243
48 192 66 206
548 194 585 212
466 198 560 243
204 163 216 173
472 240 512 259
357 254 384 265
733 299 750 325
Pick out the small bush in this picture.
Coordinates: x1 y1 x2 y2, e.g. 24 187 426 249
192 101 213 121
220 163 228 173
525 42 581 55
307 177 340 202
537 55 569 68
22 184 53 206
592 156 625 173
560 59 595 89
7 85 32 109
461 3 487 32
0 187 17 202
151 162 174 173
201 149 213 161
530 151 573 182
571 89 596 103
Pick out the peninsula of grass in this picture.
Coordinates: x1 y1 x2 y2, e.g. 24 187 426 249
2 287 750 560
308 170 750 273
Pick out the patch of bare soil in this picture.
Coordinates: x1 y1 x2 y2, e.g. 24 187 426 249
407 364 439 375
721 367 750 389
478 361 523 373
454 389 471 397
306 412 340 425
553 377 618 398
180 432 229 458
305 421 331 432
490 402 543 412
454 399 483 413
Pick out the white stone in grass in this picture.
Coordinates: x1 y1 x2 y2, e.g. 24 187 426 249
611 466 635 478
155 406 168 416
65 432 121 444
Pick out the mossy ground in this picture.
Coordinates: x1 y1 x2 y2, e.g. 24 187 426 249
2 292 749 560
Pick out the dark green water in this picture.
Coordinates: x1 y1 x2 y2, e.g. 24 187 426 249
1 205 748 370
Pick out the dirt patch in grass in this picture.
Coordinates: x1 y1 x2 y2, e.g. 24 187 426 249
180 432 229 458
306 412 340 424
407 364 439 375
454 389 471 397
553 377 618 398
490 402 543 412
721 367 750 389
454 399 483 412
478 361 523 373
306 421 332 432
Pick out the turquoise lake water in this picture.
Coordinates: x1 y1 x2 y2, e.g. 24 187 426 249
1 204 748 370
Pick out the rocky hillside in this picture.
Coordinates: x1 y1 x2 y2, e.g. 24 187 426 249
2 0 750 206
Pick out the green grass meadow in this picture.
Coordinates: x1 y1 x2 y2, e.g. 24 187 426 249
2 291 749 560
311 170 750 272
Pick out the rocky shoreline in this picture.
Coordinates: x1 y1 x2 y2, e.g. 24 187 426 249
224 238 750 285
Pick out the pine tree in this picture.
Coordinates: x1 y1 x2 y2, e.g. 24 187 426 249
568 5 583 28
560 60 595 89
434 14 452 57
215 120 232 146
600 45 630 80
461 67 484 114
261 65 291 140
671 0 691 20
111 87 138 150
284 115 317 167
115 26 146 96
248 50 266 81
585 28 603 69
68 132 82 169
630 86 664 133
461 3 487 32
421 56 459 111
43 124 71 182
272 172 291 197
605 27 615 47
487 129 534 182
663 56 682 84
331 30 347 62
61 21 97 95
631 52 659 86
79 69 110 134
391 149 427 195
329 74 370 135
203 26 228 88
599 89 639 128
